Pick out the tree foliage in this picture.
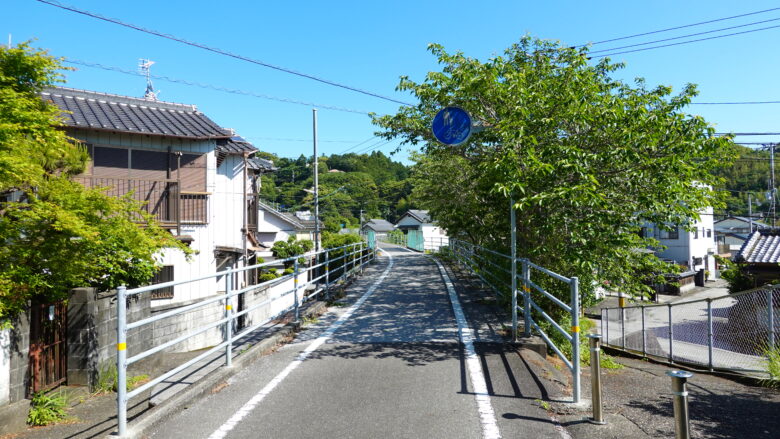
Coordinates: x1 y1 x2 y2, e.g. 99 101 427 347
0 43 188 323
373 37 736 305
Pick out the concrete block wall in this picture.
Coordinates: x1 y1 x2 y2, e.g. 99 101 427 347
67 288 152 390
0 329 11 406
151 299 224 353
7 310 30 403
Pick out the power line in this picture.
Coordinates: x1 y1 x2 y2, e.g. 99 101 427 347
592 23 780 58
37 0 414 106
691 101 780 105
336 136 379 154
578 6 780 47
63 58 372 115
245 136 364 143
588 16 780 55
716 133 780 136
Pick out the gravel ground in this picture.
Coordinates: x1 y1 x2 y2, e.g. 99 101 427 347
554 353 780 439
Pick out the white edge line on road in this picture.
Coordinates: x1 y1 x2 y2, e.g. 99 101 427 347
432 258 502 439
207 249 394 439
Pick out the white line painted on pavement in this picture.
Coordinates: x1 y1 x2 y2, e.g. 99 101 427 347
208 249 394 439
432 258 502 439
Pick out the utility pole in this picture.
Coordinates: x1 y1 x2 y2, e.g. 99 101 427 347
313 109 320 251
769 143 776 227
748 193 754 233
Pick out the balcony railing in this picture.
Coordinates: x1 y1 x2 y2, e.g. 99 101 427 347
74 176 208 226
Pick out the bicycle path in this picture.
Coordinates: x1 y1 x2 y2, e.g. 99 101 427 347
150 244 565 439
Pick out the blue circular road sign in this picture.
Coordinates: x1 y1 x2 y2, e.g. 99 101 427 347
432 106 472 146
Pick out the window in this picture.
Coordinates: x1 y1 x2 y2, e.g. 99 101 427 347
706 229 712 238
657 227 679 240
149 266 174 299
693 228 699 239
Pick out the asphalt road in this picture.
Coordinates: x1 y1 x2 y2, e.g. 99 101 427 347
150 245 564 439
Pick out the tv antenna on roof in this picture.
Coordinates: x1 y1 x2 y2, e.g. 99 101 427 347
139 59 159 101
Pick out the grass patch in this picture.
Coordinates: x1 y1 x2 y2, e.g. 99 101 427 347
27 391 69 426
535 399 551 411
94 363 149 394
760 343 780 388
301 315 319 325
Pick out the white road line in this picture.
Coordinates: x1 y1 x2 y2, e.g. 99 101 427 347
208 249 394 439
433 258 502 439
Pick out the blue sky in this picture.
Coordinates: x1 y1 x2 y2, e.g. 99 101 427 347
4 1 780 163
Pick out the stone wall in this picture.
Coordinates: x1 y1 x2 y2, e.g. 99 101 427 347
7 309 30 403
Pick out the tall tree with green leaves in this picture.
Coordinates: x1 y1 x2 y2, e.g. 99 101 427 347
0 43 188 324
373 37 736 305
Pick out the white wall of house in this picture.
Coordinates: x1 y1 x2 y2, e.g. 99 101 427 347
421 224 448 241
652 207 716 274
255 209 296 247
0 329 9 406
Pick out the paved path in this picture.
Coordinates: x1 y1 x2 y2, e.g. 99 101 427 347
150 245 564 439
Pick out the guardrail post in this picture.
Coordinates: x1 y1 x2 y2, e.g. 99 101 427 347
571 276 581 404
225 272 233 367
621 306 626 348
768 289 775 349
667 370 694 439
293 259 300 323
668 303 674 364
359 241 364 274
522 259 531 337
325 251 330 300
116 285 128 437
587 334 606 425
641 305 646 358
707 299 714 371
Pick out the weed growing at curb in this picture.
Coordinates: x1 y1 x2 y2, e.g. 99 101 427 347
27 391 69 426
94 363 149 394
760 344 780 388
535 399 551 411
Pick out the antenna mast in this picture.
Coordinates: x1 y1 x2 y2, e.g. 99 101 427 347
138 59 158 101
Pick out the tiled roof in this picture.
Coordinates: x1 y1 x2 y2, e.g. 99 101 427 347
42 87 230 139
363 219 395 232
735 230 780 263
217 137 257 155
406 209 431 223
248 157 276 172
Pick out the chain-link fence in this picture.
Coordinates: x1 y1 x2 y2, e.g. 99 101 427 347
601 285 779 376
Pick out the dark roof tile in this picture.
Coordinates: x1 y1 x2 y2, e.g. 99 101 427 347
735 230 780 263
42 87 229 139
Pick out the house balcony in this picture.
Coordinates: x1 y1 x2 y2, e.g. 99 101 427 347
74 176 209 227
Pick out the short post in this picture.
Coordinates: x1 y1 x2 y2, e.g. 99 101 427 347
667 370 694 439
641 305 646 358
293 259 300 323
587 334 606 425
668 304 674 364
522 259 531 337
571 276 581 404
707 299 714 371
621 307 626 348
324 251 330 300
225 273 233 367
768 289 775 349
116 285 128 437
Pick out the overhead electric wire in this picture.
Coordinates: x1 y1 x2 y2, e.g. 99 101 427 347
691 101 780 105
63 58 372 115
336 136 379 154
592 23 780 58
37 0 414 106
587 16 780 55
245 136 364 143
577 6 780 47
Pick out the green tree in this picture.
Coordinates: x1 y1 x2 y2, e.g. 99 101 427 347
0 43 188 323
373 37 736 305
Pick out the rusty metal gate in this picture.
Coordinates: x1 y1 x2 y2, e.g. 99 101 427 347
29 301 67 393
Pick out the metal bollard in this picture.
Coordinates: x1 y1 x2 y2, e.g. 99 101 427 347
587 334 606 425
667 370 694 439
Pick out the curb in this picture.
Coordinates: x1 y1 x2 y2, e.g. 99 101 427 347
123 300 327 438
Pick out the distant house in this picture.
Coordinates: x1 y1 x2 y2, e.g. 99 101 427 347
361 219 395 239
255 203 321 253
643 205 716 284
733 230 780 285
714 216 769 254
395 210 448 250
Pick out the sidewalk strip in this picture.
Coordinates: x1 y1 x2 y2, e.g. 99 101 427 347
433 258 502 439
207 249 394 439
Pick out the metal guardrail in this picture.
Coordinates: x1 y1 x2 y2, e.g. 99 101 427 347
600 285 778 377
447 239 581 403
115 241 375 436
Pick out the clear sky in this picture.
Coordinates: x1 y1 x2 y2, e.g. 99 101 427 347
4 0 780 163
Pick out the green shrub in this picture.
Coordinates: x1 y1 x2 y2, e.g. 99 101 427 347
259 272 279 282
27 391 68 426
283 268 294 275
761 343 780 388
